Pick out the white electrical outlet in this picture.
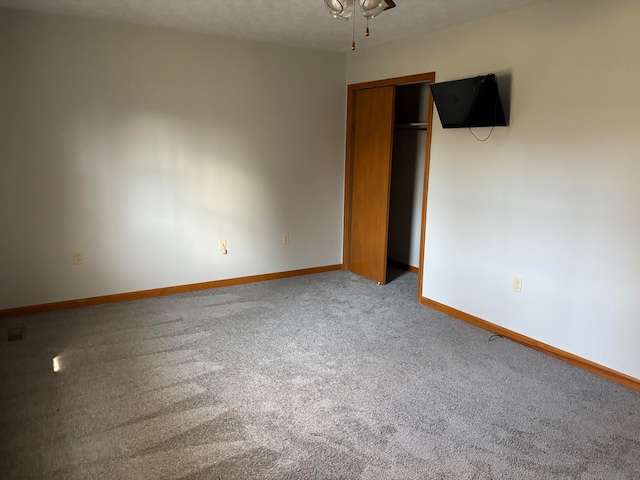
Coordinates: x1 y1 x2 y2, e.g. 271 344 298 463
282 233 289 245
219 239 227 254
513 276 523 293
73 251 84 265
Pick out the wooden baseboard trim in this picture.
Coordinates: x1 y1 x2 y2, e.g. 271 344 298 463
1 264 343 319
420 296 640 393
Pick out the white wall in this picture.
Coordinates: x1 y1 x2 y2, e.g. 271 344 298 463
347 0 640 380
0 9 346 309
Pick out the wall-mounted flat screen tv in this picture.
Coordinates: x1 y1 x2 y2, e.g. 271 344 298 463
430 74 507 128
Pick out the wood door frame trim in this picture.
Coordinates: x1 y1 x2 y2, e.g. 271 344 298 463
343 72 436 301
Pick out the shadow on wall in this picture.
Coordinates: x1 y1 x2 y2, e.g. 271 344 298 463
494 70 512 127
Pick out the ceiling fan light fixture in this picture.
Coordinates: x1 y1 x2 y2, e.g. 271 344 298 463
324 0 395 49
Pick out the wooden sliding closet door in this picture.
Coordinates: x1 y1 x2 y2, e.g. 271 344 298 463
348 86 396 284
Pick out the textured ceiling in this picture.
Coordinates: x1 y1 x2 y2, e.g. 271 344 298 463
0 0 551 52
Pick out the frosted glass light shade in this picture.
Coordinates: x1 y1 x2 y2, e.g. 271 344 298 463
324 0 355 20
358 0 388 18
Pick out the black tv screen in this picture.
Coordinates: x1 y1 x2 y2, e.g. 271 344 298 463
430 74 507 128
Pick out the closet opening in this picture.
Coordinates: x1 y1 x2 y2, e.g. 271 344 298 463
387 82 430 282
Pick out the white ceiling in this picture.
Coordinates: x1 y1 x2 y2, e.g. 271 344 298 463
0 0 551 52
